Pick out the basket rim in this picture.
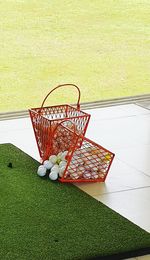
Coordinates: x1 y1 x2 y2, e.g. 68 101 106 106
29 114 91 122
29 104 90 116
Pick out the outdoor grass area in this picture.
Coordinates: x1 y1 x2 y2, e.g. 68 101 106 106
0 0 150 112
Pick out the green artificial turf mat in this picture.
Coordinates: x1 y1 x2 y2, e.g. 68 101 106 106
0 143 150 260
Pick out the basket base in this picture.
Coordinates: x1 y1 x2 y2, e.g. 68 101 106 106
58 178 105 183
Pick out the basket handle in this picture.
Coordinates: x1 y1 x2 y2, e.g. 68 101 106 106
40 84 81 111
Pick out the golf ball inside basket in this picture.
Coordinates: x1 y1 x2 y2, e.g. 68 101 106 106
59 160 67 168
83 172 91 179
57 152 62 160
60 151 68 160
37 165 47 177
70 172 79 179
43 160 53 170
49 155 57 164
91 172 99 179
59 165 66 177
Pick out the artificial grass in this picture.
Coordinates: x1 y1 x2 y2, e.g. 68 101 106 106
0 1 150 112
0 143 150 260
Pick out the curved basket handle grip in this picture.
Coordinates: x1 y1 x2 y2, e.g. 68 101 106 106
40 83 81 111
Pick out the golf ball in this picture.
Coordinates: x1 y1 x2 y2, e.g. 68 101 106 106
37 165 47 177
43 160 53 170
78 166 84 175
91 172 99 179
59 165 66 177
49 170 58 181
104 154 111 161
51 164 59 174
60 151 68 160
99 173 105 178
49 155 57 164
92 166 98 172
57 151 62 159
83 172 91 179
70 172 79 179
59 160 67 168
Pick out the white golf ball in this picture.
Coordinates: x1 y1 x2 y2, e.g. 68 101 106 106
51 164 59 174
43 160 53 170
49 170 58 181
92 166 98 172
57 152 62 159
49 155 57 164
99 173 105 178
59 160 67 168
70 172 79 179
78 166 84 172
59 165 66 177
83 172 91 179
91 173 99 179
37 165 47 177
58 171 63 178
60 151 68 160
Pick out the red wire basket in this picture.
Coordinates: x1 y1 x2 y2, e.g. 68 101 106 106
42 119 82 162
29 84 91 161
43 119 115 183
59 137 115 183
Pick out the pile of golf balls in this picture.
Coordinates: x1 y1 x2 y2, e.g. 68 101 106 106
67 147 110 180
37 151 68 181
